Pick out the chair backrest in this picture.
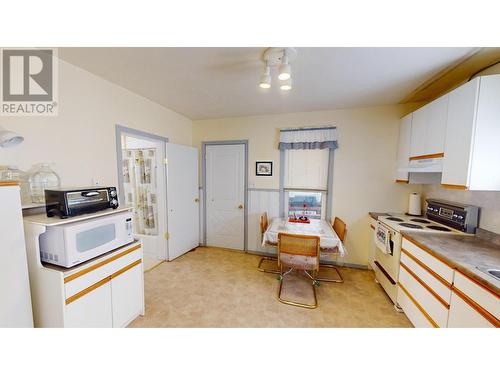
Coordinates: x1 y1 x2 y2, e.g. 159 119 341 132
278 233 320 258
260 212 269 236
332 217 347 242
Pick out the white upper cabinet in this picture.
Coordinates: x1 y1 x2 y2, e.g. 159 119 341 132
409 105 428 158
442 75 500 190
426 94 449 155
395 113 412 182
410 94 448 159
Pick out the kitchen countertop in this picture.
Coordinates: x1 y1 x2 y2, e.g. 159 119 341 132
402 231 500 295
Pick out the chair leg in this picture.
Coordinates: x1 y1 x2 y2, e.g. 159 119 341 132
317 264 344 283
257 256 280 274
277 268 318 309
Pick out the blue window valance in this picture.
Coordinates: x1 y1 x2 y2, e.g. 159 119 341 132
278 126 339 150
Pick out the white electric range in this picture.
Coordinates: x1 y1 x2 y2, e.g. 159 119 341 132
373 199 479 309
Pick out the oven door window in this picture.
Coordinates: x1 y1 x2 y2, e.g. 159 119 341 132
76 224 116 252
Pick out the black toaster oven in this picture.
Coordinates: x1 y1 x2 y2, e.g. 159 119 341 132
45 187 119 218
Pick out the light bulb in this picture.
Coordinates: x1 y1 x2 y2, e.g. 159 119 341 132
280 78 292 91
278 63 291 81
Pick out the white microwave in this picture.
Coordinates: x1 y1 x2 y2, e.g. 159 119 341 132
39 211 134 268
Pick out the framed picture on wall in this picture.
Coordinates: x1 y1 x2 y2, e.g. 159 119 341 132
256 161 273 176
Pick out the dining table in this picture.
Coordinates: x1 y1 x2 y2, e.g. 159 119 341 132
262 217 346 256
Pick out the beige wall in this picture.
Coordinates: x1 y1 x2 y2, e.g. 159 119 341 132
421 186 500 234
0 58 192 189
193 106 418 266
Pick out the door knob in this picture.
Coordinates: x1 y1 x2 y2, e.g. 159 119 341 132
194 198 200 203
238 204 244 209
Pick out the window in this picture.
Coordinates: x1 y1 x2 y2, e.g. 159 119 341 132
283 148 330 220
285 191 324 220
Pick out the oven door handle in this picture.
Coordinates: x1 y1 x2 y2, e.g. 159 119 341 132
374 261 396 285
81 191 100 197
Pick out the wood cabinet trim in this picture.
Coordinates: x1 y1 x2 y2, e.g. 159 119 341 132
398 282 439 328
110 259 141 280
0 181 19 187
370 224 375 230
456 269 500 299
400 262 450 309
409 153 444 161
395 179 409 184
401 248 452 289
65 259 142 305
64 244 141 283
402 235 454 270
404 236 499 299
453 287 500 327
441 184 468 190
65 277 110 305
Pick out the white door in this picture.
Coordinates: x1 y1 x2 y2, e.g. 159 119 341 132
206 144 245 250
166 143 200 260
119 132 167 268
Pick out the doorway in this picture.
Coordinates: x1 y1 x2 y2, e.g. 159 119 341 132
203 141 248 251
116 125 168 271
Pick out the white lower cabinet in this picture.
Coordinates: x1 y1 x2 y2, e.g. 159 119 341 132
398 236 499 328
62 247 144 328
24 223 144 328
448 291 494 328
398 266 448 327
397 284 434 328
447 271 499 328
65 281 113 328
111 262 144 328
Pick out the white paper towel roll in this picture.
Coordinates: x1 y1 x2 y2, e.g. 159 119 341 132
408 192 421 216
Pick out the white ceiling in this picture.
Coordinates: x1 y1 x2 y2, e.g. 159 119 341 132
59 47 476 120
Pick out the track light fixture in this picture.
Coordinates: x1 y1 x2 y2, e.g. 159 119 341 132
259 65 271 89
278 53 291 81
259 47 297 90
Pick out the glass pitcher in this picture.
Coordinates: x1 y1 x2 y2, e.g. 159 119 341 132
29 164 61 203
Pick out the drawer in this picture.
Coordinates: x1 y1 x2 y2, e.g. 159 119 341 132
398 266 449 327
400 252 452 304
448 291 495 328
453 271 500 323
401 238 454 285
397 283 434 328
64 244 142 300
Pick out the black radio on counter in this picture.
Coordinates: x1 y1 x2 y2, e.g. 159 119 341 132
45 187 119 219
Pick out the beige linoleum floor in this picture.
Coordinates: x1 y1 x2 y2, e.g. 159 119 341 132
129 247 412 328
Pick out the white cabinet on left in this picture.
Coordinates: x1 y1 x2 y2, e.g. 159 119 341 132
23 211 144 328
0 182 33 327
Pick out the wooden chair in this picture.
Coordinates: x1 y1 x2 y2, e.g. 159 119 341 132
317 217 346 283
257 212 280 274
277 233 321 309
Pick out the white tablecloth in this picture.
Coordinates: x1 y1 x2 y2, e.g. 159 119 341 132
262 218 346 256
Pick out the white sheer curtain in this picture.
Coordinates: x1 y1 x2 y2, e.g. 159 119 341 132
284 149 329 190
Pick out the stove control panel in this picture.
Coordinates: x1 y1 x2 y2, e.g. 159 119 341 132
426 200 479 233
